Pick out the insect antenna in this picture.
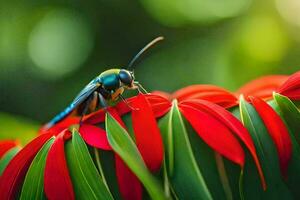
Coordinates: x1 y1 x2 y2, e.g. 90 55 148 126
127 36 164 70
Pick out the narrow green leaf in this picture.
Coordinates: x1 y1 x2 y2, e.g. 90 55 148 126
105 113 166 200
20 137 55 200
159 101 212 200
184 118 228 199
65 130 114 200
273 93 300 144
0 146 21 175
239 97 292 199
273 93 300 198
158 110 174 175
97 149 122 200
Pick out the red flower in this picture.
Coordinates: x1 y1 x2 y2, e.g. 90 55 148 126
1 71 299 199
153 85 266 189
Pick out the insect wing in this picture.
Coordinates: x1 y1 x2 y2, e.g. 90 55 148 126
45 78 100 128
72 79 100 106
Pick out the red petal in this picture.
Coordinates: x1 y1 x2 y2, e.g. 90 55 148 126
0 132 53 199
131 93 164 172
145 94 172 118
83 109 106 125
79 124 111 150
250 96 292 176
237 75 288 100
181 100 266 189
172 85 237 108
0 140 19 158
179 105 245 167
115 101 132 116
115 155 142 200
44 130 75 200
40 117 80 135
277 71 300 100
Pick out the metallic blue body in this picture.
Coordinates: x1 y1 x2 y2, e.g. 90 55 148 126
45 69 127 129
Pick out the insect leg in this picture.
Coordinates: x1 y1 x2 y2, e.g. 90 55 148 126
79 91 98 126
119 94 138 110
134 81 148 94
98 92 108 111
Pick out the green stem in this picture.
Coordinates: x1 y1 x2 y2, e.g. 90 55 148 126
163 160 171 198
215 152 233 200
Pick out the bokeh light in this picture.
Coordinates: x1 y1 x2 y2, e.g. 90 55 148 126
0 5 29 69
276 0 300 27
238 15 289 62
140 0 251 27
0 0 300 125
28 8 94 78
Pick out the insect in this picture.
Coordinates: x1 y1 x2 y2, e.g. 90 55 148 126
44 36 164 129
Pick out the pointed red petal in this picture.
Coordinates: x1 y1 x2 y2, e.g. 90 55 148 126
172 85 237 108
250 96 292 176
115 155 142 200
277 71 300 100
0 132 53 199
237 75 288 100
179 105 245 167
79 124 111 150
0 140 19 158
131 93 164 172
181 100 266 189
145 94 172 118
44 130 75 200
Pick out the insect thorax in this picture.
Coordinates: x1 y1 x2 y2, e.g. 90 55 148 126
99 68 122 91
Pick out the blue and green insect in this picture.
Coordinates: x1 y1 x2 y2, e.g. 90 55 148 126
45 36 163 129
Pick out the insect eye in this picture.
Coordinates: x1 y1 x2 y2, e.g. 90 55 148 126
119 70 133 85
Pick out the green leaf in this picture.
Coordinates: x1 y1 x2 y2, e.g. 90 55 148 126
105 113 166 200
20 137 55 200
0 146 21 175
273 93 300 145
239 97 292 199
184 118 228 199
273 93 300 198
65 130 114 200
159 101 212 200
96 149 122 200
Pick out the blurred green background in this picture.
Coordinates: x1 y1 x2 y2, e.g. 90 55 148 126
0 0 300 141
